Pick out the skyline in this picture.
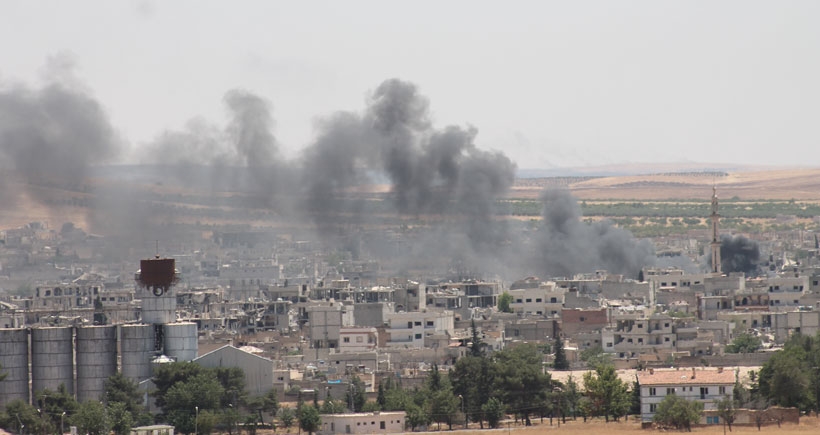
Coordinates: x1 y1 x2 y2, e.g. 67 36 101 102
2 1 819 169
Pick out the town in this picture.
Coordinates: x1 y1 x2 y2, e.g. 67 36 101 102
1 180 820 435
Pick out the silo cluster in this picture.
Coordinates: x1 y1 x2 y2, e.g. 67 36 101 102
0 257 198 405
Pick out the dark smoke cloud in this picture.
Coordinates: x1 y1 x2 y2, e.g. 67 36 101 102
0 68 660 278
717 234 760 275
0 80 122 205
301 79 516 249
530 189 655 278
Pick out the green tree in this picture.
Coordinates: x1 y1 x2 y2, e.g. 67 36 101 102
35 384 78 432
298 405 321 435
348 376 366 412
104 372 152 426
451 356 492 428
564 374 581 420
726 332 762 354
153 362 206 410
377 383 386 410
497 292 513 313
553 336 569 370
582 364 631 422
481 397 505 429
469 319 486 357
429 388 458 430
279 406 295 430
653 395 703 431
361 401 381 412
72 400 111 435
404 403 429 431
579 346 612 369
715 396 736 432
163 373 225 433
108 401 134 435
492 344 551 426
759 343 811 410
0 399 51 435
214 367 247 408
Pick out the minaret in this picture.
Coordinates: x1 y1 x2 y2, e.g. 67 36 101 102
710 186 722 275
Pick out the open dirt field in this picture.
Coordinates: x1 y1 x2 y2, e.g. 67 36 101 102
256 416 820 435
511 169 820 201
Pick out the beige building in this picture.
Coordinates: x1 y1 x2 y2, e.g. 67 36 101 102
317 412 406 435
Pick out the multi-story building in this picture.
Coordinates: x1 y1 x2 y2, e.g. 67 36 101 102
385 311 454 348
637 367 734 423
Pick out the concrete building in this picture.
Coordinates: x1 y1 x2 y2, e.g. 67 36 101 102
385 311 454 348
637 367 734 422
317 411 406 435
194 345 274 396
339 327 378 353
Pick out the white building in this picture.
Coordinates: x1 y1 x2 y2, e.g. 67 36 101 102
339 327 378 353
508 281 563 316
637 367 734 423
317 412 406 435
385 311 454 348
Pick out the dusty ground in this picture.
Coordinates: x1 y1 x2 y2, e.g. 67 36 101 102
510 169 820 201
255 415 820 435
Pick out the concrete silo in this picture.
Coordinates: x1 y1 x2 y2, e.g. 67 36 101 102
31 326 74 396
163 322 198 362
120 324 156 384
76 325 117 402
136 257 178 324
0 328 29 407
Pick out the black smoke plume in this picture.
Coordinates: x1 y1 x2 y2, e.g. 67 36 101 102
530 189 655 278
0 78 122 208
718 234 760 275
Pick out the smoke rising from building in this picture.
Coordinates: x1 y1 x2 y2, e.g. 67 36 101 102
718 234 760 275
0 69 660 278
530 189 656 279
0 77 122 208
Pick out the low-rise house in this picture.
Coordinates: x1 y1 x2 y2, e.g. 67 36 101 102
637 367 734 423
317 411 406 435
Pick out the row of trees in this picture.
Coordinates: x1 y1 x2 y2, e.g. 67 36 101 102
0 374 152 435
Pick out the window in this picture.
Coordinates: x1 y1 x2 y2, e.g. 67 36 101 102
516 299 523 303
415 333 422 339
664 337 670 342
719 386 726 395
550 297 557 303
707 416 720 424
407 322 412 328
426 321 434 327
700 387 709 399
343 337 350 343
649 387 656 396
638 324 643 328
525 298 532 303
535 298 542 302
380 422 386 429
579 317 586 322
667 388 675 395
649 404 657 413
414 321 421 326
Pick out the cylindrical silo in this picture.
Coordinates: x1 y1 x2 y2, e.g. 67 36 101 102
120 324 156 383
76 325 117 402
0 328 30 407
163 322 198 362
31 327 74 396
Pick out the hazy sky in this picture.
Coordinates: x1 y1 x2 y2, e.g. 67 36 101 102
2 1 819 169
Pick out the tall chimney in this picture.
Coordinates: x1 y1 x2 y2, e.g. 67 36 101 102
649 368 654 375
717 367 723 374
691 367 696 379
